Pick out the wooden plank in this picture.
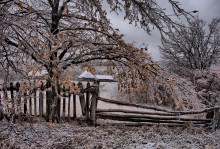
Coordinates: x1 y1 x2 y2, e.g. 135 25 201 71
72 82 76 119
96 109 180 116
60 92 64 118
21 96 24 113
96 113 211 122
33 89 37 116
56 83 61 121
43 90 47 115
62 85 66 118
15 82 21 116
95 122 205 127
70 94 73 117
28 91 32 115
217 110 220 129
7 90 11 108
86 82 90 121
75 95 81 117
78 82 86 116
79 94 86 116
36 89 40 116
46 82 51 122
10 82 14 106
39 90 44 118
31 93 35 116
90 87 99 126
68 92 71 120
13 90 18 113
212 108 220 130
26 92 30 115
24 92 27 114
41 85 44 116
65 95 68 117
72 94 76 118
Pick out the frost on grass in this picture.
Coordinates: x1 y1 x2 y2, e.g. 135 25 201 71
0 120 220 149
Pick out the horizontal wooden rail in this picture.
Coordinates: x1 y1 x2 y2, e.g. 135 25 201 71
96 109 181 116
96 113 211 122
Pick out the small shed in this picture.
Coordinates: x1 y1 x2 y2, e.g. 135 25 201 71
78 71 115 82
78 71 96 81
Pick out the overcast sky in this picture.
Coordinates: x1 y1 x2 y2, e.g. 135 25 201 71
106 0 220 61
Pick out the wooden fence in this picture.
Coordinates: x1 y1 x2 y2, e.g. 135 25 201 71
0 81 99 123
1 81 220 130
92 97 220 130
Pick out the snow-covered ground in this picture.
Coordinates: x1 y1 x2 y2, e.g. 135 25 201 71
0 120 219 149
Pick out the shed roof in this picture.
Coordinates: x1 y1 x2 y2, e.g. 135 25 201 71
78 71 95 79
78 71 115 82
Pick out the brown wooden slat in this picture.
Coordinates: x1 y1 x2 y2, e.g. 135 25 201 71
96 109 178 116
96 113 211 122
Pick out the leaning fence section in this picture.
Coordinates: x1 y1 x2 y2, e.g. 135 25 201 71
92 97 220 130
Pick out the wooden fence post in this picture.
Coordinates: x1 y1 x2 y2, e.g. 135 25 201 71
215 108 220 130
15 82 21 121
62 85 66 118
90 86 99 126
68 87 71 121
23 82 27 114
0 88 1 106
217 111 220 130
33 88 36 116
72 82 76 119
10 82 14 106
39 83 44 118
28 90 32 116
56 83 61 121
46 81 52 122
78 82 86 116
212 108 220 130
86 82 90 121
33 81 37 116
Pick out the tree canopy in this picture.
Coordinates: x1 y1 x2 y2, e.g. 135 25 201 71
160 17 220 70
0 0 195 121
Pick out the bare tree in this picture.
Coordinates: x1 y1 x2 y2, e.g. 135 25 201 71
160 17 220 70
0 0 193 121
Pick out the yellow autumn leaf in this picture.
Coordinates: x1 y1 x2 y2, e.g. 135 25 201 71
34 35 38 43
18 0 23 8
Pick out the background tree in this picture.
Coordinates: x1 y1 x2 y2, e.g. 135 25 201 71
0 0 194 121
160 17 220 70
